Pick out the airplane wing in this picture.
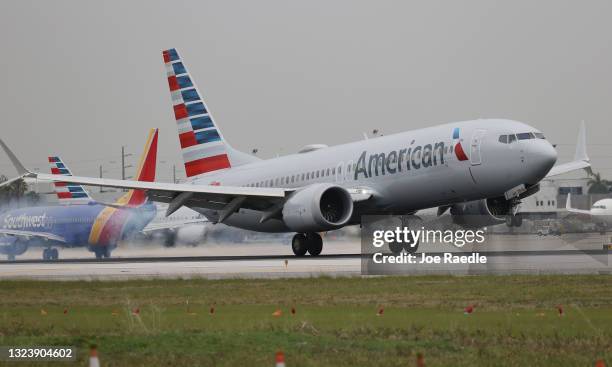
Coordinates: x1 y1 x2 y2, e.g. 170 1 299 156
141 218 209 233
545 121 591 178
33 172 287 217
1 136 376 224
0 229 66 243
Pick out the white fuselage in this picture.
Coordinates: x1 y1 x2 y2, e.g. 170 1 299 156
587 199 612 225
187 119 557 232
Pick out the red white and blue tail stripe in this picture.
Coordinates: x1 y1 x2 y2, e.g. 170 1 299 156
48 156 93 205
163 48 231 178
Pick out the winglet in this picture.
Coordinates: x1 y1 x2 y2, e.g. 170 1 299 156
545 122 591 178
574 121 589 163
0 139 30 176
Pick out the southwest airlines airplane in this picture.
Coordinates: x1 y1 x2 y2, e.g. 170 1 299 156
0 129 159 260
0 48 591 257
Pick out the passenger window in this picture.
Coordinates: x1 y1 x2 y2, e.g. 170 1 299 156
332 167 335 175
498 135 508 144
326 168 330 176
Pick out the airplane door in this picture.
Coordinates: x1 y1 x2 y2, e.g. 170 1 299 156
335 162 344 182
470 129 486 166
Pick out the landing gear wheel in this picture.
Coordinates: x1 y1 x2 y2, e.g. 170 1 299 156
94 247 110 259
94 249 103 259
506 215 523 227
514 215 523 227
389 241 403 254
8 255 15 261
42 248 51 261
306 233 323 256
50 248 59 260
403 233 419 254
291 233 308 257
164 230 177 247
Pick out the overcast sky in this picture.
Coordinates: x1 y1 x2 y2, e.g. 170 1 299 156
1 0 611 183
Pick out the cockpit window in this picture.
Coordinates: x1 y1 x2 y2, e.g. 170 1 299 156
508 134 517 143
498 135 508 143
534 132 545 139
517 132 535 140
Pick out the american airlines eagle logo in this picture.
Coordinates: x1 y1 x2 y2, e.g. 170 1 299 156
452 128 469 161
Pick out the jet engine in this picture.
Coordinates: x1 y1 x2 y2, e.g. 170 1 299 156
0 239 28 260
282 183 353 232
450 197 513 228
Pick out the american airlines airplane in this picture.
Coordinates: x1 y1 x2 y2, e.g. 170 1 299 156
0 48 591 257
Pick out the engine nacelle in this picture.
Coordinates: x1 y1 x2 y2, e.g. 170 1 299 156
450 197 512 228
282 183 353 233
0 239 28 257
175 225 207 244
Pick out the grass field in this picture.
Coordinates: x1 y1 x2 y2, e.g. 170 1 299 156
0 275 611 366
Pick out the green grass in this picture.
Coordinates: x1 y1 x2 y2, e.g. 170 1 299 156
0 275 611 366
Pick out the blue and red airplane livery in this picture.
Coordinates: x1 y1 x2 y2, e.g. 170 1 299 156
0 129 159 260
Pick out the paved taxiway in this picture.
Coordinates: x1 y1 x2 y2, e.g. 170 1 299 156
0 236 610 280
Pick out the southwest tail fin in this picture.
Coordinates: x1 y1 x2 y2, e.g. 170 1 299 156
114 128 158 207
162 48 259 179
48 156 93 205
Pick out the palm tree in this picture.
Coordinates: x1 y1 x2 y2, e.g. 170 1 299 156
0 175 34 206
587 172 611 194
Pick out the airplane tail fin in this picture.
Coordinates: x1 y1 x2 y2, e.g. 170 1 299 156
48 156 93 205
162 48 259 180
115 128 158 207
574 120 589 163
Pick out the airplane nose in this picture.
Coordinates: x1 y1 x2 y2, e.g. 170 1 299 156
528 141 557 181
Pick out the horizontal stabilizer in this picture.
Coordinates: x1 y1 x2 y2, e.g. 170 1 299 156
564 193 592 215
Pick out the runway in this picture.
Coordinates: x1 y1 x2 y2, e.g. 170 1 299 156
0 236 610 280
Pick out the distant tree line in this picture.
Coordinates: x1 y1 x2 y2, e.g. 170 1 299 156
587 172 612 194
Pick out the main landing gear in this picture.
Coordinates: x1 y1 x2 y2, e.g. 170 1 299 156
93 247 111 259
506 214 523 227
291 233 323 257
42 248 59 261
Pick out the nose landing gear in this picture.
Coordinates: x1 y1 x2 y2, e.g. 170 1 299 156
291 233 323 256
